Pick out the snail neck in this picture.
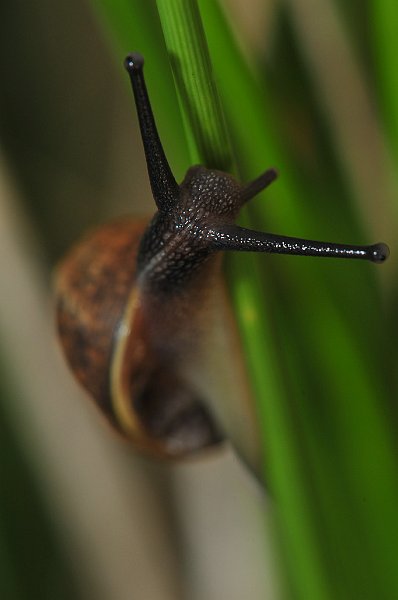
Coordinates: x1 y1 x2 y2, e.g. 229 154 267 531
136 212 218 293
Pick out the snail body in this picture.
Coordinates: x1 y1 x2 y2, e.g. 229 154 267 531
55 53 389 473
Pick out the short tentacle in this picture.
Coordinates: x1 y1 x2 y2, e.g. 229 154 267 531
124 53 179 213
209 225 389 263
240 168 278 203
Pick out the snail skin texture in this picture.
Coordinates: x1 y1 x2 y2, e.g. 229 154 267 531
55 52 390 475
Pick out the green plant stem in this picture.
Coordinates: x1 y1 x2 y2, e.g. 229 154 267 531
155 2 332 599
156 0 231 170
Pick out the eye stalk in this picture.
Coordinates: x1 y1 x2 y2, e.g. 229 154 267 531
124 53 179 213
208 226 390 263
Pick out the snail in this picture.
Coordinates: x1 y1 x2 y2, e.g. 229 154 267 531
55 52 389 473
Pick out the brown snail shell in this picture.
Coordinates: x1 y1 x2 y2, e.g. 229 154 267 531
56 218 226 459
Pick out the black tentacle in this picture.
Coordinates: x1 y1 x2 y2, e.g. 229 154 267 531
125 53 179 212
209 225 389 263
